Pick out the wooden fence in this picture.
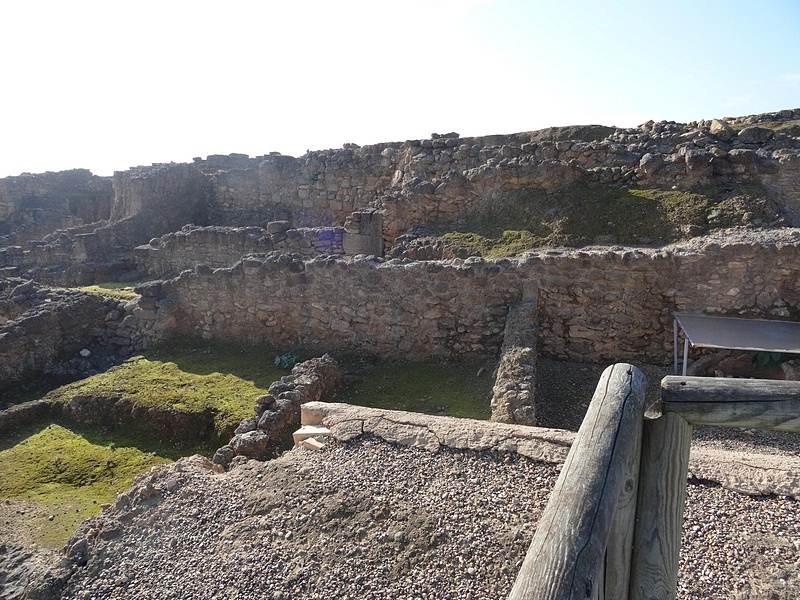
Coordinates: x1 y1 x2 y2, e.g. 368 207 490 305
509 364 800 600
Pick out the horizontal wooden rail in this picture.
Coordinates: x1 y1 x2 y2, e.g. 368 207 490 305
662 376 800 432
509 363 647 600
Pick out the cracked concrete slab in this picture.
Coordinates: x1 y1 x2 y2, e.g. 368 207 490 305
300 402 800 499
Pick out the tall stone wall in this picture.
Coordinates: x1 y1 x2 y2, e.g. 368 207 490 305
3 164 211 285
206 144 400 227
0 169 113 247
137 229 800 364
197 108 800 251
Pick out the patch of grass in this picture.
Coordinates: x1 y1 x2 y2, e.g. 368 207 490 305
431 182 774 257
333 358 493 420
0 420 184 547
729 118 800 134
45 340 289 440
71 283 140 301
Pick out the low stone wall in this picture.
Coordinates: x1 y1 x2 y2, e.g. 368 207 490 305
212 354 345 467
491 300 538 424
0 281 136 390
134 224 345 279
56 394 217 445
138 228 800 365
0 399 52 437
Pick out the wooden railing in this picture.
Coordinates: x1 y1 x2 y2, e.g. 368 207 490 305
509 364 800 600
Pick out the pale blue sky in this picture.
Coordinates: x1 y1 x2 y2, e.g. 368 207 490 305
1 0 797 177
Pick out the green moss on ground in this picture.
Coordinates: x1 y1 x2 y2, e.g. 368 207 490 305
45 340 289 441
0 421 188 547
333 359 494 420
2 340 291 547
432 183 774 257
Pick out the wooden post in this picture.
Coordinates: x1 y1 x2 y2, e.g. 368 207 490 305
508 363 647 600
629 413 692 600
601 411 644 600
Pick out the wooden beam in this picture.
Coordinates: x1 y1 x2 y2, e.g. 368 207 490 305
508 363 647 600
661 376 800 432
629 413 692 600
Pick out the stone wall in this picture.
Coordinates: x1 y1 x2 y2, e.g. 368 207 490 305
491 300 538 424
0 169 113 247
4 109 798 286
212 354 345 467
137 253 519 358
194 109 800 253
0 280 136 390
2 164 211 285
137 228 800 365
133 223 344 279
205 145 399 227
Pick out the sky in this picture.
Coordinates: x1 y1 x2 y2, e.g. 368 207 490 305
1 0 798 178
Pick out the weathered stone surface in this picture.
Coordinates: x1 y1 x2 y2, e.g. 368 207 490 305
134 224 344 279
0 169 113 248
137 228 800 365
737 126 774 145
709 118 734 141
217 354 345 467
491 300 538 424
0 279 132 390
4 163 210 286
4 107 800 284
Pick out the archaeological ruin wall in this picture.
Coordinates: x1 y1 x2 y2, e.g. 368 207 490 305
134 228 800 366
0 169 113 247
197 108 800 254
1 163 211 285
0 279 138 391
133 223 344 280
2 108 798 289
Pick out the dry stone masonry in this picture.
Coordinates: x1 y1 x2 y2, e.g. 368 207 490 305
134 223 344 279
0 169 113 248
0 278 135 391
212 354 345 468
134 228 800 368
0 107 799 425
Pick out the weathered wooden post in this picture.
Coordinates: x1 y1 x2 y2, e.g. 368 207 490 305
629 412 692 600
508 363 647 600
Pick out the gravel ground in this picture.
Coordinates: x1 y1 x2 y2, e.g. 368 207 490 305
61 438 560 600
51 435 799 600
4 357 799 599
537 357 800 456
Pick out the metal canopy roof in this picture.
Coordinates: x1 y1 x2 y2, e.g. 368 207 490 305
675 313 800 354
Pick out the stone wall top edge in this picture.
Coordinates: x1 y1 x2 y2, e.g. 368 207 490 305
155 227 800 286
5 108 797 182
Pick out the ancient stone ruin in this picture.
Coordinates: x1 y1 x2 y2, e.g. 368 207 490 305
1 108 799 432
